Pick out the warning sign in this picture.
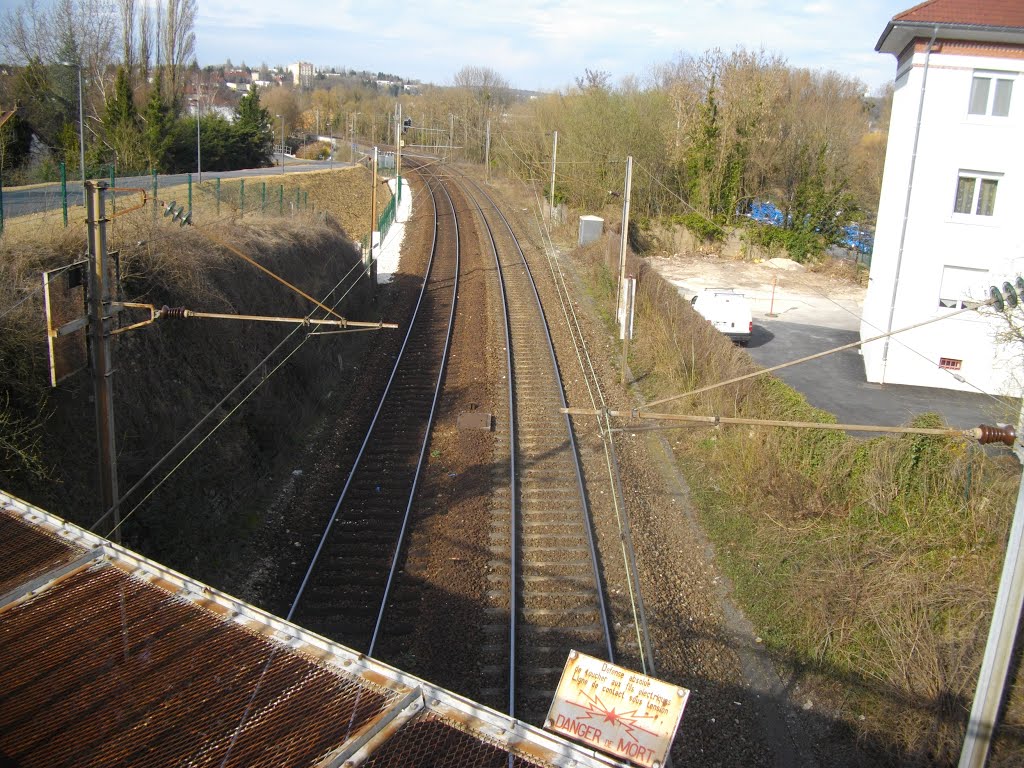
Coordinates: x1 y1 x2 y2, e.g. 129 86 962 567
544 651 689 768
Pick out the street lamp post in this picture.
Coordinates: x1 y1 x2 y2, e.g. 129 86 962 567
60 60 86 202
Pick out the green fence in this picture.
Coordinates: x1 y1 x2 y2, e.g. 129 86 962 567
377 176 402 243
2 164 322 235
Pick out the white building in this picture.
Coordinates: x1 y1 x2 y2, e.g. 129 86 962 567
288 61 314 89
860 0 1024 396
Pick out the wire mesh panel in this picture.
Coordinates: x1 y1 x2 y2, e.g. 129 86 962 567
42 261 88 386
0 564 403 768
361 712 554 768
0 508 87 596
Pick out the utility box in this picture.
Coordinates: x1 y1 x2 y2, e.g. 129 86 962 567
578 215 604 246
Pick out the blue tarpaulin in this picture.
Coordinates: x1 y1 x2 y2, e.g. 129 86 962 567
744 200 873 255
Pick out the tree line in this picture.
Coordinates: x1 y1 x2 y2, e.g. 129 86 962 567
281 54 889 260
0 0 274 180
0 1 889 259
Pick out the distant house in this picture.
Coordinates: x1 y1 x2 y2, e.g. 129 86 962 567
860 0 1024 396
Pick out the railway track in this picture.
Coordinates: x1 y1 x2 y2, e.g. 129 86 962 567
289 158 615 728
455 172 614 724
289 163 458 653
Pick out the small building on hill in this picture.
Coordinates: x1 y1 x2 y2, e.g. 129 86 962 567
860 0 1024 395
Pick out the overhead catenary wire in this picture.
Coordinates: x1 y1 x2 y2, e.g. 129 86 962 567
91 245 372 533
645 299 991 410
476 152 654 674
561 408 1013 441
517 174 657 675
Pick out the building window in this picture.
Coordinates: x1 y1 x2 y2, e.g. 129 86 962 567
939 357 962 371
953 173 999 216
969 73 1014 117
938 265 988 309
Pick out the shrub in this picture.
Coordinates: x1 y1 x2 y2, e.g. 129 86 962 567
671 212 725 243
743 221 826 263
571 237 1020 760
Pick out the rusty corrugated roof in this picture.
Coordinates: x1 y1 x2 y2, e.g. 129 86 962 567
0 492 626 768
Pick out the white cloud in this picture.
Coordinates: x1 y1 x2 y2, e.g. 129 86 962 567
195 0 914 90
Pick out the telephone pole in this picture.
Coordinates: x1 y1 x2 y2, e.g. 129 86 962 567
85 181 121 543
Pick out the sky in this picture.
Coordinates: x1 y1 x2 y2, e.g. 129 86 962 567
196 0 916 93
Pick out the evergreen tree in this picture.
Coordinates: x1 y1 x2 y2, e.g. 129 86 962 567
143 71 174 171
104 67 138 129
103 67 146 173
233 84 273 167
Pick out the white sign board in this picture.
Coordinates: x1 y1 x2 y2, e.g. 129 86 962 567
544 651 689 767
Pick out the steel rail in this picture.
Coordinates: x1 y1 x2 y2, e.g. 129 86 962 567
367 163 461 656
287 166 448 627
446 170 519 717
475 179 614 665
523 183 657 675
451 169 613 722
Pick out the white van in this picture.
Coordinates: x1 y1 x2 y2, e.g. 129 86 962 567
690 289 753 345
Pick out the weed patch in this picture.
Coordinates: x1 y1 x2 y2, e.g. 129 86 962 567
574 235 1021 761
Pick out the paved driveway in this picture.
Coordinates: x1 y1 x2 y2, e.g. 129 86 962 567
648 255 1015 431
746 320 1012 430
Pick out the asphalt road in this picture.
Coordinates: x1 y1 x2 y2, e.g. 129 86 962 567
745 317 1015 430
1 157 351 217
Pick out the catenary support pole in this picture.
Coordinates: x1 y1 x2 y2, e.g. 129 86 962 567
485 119 491 182
396 103 402 182
371 146 379 242
549 130 558 220
85 181 121 543
616 156 633 329
621 276 633 385
960 447 1024 768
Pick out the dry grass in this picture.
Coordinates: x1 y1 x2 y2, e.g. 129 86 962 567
0 166 376 503
573 235 1022 763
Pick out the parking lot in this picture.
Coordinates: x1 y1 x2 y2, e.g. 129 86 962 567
649 255 1015 431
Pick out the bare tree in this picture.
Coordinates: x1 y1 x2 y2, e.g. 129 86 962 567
450 65 512 162
137 0 152 83
161 0 196 105
574 68 611 91
118 0 136 85
0 0 58 64
154 0 163 71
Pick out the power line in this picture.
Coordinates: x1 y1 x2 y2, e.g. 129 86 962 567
91 253 371 533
